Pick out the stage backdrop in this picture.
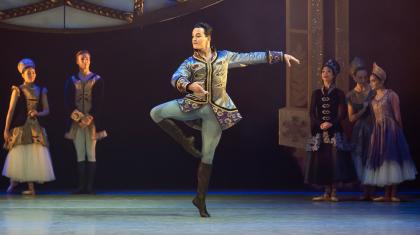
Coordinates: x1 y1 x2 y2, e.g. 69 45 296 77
0 0 419 190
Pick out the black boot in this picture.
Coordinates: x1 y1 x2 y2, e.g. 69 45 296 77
86 162 96 194
192 162 213 217
72 161 87 194
157 119 202 158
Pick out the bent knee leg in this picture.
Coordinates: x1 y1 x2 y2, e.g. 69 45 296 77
150 105 163 123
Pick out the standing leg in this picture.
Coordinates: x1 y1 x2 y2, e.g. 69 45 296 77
199 106 222 166
72 161 86 194
360 185 370 201
73 127 88 194
86 161 96 194
312 185 331 201
7 180 18 193
374 186 391 202
192 162 213 217
150 100 202 158
86 133 97 194
363 185 376 201
192 106 222 217
385 186 392 201
22 182 35 195
390 184 400 202
330 184 339 202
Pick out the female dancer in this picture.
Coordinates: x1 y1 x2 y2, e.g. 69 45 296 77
363 63 417 202
346 57 375 200
3 58 55 195
305 59 356 202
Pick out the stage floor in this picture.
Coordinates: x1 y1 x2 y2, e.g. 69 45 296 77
0 191 419 235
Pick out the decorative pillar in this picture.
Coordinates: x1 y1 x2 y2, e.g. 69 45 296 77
334 0 350 91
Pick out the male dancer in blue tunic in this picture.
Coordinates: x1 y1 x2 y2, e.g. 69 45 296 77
150 22 300 217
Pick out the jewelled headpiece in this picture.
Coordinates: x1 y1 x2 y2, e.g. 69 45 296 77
372 62 386 81
17 58 35 74
323 59 341 76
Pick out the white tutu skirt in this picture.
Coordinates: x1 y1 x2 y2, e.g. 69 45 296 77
363 160 417 187
2 144 55 183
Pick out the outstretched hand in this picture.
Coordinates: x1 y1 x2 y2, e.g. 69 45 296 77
284 54 300 67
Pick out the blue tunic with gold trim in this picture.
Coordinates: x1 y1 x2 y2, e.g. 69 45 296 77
172 50 283 130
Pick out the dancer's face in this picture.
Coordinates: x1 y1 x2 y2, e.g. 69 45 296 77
353 69 369 85
192 27 210 51
21 67 36 84
369 74 384 90
321 66 334 86
76 53 91 71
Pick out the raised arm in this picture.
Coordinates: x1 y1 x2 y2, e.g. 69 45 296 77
227 50 299 69
227 51 274 68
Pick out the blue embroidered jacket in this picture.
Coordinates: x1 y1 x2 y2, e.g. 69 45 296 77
172 50 283 130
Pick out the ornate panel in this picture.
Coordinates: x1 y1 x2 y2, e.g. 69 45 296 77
280 0 324 149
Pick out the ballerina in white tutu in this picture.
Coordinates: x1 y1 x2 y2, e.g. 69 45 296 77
2 58 55 195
